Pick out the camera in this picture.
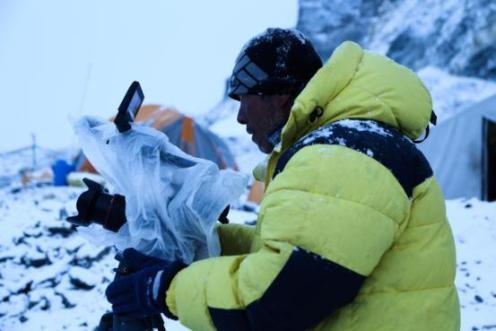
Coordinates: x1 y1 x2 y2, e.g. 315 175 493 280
67 81 144 232
66 178 127 232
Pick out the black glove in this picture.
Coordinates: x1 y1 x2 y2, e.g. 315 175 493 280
105 248 185 319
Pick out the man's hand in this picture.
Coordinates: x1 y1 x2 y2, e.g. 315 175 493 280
105 248 185 319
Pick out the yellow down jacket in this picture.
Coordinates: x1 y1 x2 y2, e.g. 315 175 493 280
165 41 460 330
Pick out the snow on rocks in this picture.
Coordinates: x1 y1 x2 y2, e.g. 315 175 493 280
0 184 220 330
1 184 495 330
0 185 116 330
68 266 98 290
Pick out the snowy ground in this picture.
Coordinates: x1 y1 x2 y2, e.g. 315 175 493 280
447 199 496 330
0 185 116 330
0 183 494 330
0 184 256 331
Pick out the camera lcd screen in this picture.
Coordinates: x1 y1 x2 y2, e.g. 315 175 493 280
127 90 143 120
115 81 144 133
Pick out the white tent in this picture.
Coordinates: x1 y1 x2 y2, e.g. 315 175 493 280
419 94 496 201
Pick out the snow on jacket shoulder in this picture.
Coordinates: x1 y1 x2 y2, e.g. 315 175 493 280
165 41 460 331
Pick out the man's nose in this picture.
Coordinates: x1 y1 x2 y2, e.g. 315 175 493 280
237 104 247 125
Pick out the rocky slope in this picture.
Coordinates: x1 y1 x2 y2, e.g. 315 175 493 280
297 0 496 80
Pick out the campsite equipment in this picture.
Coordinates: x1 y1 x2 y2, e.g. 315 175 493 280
51 159 75 186
419 94 496 200
75 104 238 173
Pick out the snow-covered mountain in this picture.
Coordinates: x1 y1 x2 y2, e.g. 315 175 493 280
417 67 496 122
297 0 496 120
297 0 496 80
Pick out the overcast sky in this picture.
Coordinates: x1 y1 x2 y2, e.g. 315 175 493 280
0 0 298 151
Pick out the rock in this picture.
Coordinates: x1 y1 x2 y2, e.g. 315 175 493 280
54 291 76 309
0 287 9 301
29 258 71 289
23 227 43 238
63 236 86 254
74 245 111 267
46 223 76 238
10 187 22 194
0 250 19 263
297 0 496 79
28 294 51 311
68 266 98 290
21 249 51 268
297 0 381 60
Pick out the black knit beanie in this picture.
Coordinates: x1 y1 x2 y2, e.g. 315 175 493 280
227 28 323 100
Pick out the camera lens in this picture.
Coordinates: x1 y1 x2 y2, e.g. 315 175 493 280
67 178 127 232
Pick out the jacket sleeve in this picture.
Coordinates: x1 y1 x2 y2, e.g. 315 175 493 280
166 145 411 331
217 223 256 256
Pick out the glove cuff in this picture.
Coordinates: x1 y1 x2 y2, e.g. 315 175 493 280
153 261 186 320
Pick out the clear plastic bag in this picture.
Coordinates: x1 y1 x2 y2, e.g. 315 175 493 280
73 116 248 263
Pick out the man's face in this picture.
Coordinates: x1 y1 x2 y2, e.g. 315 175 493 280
237 94 292 154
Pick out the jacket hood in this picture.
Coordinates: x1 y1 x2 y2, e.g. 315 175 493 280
279 41 433 150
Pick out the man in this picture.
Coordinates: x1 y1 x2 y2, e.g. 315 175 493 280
106 28 460 330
